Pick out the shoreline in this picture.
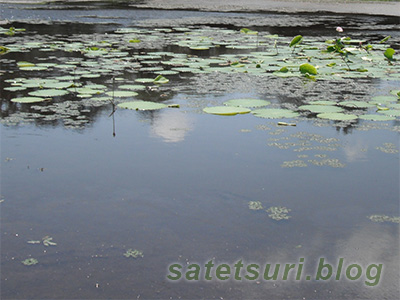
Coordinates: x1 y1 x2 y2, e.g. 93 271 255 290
0 0 399 17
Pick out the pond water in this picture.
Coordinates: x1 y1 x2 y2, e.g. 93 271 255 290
1 3 399 299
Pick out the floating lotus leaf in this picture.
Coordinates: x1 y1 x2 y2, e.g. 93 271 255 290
81 74 101 79
119 84 146 91
388 103 400 109
41 81 73 89
307 100 336 105
252 108 299 119
338 101 375 109
135 78 155 83
118 101 168 110
379 109 400 117
84 84 107 90
4 86 26 91
224 98 270 108
389 90 400 97
371 95 397 103
203 106 251 116
298 105 343 113
156 70 179 75
11 96 47 103
240 28 258 35
72 87 103 94
19 66 48 71
21 258 38 266
317 113 358 121
29 89 69 97
106 91 138 97
358 114 395 121
17 61 35 67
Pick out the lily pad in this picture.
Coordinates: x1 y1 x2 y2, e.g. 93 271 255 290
203 106 251 116
317 113 358 121
119 84 146 91
22 258 38 266
298 105 343 113
224 98 270 108
338 101 375 109
11 96 47 103
379 109 400 117
29 89 69 97
118 101 168 110
252 108 299 119
106 91 138 97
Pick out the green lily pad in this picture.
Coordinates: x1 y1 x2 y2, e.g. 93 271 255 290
358 114 395 121
203 106 251 116
41 81 73 89
389 90 400 97
371 95 397 103
11 96 47 103
106 91 138 97
338 101 375 109
317 113 358 121
118 101 168 110
306 100 335 106
224 98 270 108
119 84 146 91
252 108 299 119
17 61 35 68
72 87 104 95
4 86 26 91
298 105 343 113
379 109 400 117
21 258 38 266
135 78 155 83
29 89 69 97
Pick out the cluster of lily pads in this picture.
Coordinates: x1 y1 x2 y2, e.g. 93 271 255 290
202 93 400 122
368 214 400 224
123 248 144 259
27 236 57 246
248 201 292 221
1 24 399 127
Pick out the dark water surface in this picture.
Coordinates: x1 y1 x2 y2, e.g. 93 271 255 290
1 3 399 299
